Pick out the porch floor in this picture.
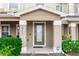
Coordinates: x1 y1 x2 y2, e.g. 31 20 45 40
27 47 53 54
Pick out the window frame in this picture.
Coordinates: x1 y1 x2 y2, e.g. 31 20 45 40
1 24 10 36
8 3 19 12
74 3 79 14
56 3 62 12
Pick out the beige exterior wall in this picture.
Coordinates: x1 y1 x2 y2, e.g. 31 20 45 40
27 21 33 47
78 24 79 39
20 9 60 21
63 24 68 36
46 21 53 47
1 21 19 36
27 21 53 48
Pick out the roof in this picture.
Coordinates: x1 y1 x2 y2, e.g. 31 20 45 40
15 5 67 17
0 14 19 18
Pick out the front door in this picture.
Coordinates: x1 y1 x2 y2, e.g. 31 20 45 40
34 23 44 47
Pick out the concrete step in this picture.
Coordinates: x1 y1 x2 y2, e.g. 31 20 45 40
20 53 66 56
49 53 66 56
32 53 49 56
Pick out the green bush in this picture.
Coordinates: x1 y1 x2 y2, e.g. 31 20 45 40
62 40 79 53
0 35 22 56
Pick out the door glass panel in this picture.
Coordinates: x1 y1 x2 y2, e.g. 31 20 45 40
36 25 42 42
34 23 44 46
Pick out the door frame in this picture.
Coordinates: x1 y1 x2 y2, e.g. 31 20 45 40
33 22 46 47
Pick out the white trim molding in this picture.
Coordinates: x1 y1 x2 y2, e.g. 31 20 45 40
70 23 76 27
19 20 27 25
16 24 19 36
53 20 62 53
69 23 77 40
53 20 62 25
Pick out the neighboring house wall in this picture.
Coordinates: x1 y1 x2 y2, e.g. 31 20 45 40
0 3 79 15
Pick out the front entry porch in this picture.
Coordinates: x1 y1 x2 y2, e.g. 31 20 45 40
27 21 53 48
20 20 62 54
27 47 53 54
26 21 53 54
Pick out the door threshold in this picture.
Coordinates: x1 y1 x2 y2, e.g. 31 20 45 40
33 46 43 48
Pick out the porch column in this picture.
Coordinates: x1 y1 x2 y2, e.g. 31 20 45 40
19 20 27 54
70 23 77 40
0 21 1 37
53 20 62 53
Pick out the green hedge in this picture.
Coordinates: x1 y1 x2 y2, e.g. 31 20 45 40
62 40 79 53
0 35 22 56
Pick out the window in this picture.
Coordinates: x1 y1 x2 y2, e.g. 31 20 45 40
9 3 18 12
56 3 68 12
9 3 18 9
16 24 19 36
1 24 10 36
74 3 78 14
56 3 62 12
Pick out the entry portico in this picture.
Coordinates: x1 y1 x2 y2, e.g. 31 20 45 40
17 6 65 54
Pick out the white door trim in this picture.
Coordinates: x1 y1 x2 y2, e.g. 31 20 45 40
33 22 46 47
16 24 19 36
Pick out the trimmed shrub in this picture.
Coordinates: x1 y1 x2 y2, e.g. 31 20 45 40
0 35 22 56
62 40 79 53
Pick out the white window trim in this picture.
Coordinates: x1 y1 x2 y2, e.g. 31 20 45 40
56 3 62 12
16 24 19 36
74 3 79 14
33 22 46 47
1 24 10 36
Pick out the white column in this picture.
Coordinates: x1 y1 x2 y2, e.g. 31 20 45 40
0 21 1 37
19 20 27 54
70 23 77 40
53 20 62 53
69 3 74 15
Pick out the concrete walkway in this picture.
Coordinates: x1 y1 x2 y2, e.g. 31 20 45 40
20 53 66 56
